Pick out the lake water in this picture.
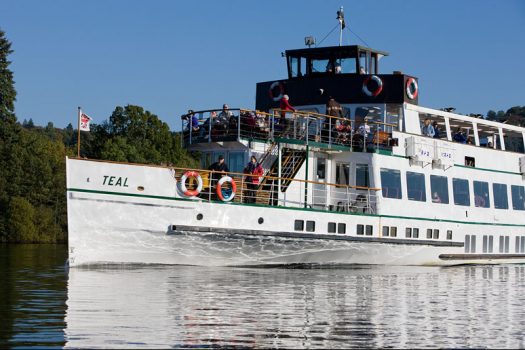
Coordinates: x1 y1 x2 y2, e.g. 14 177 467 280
1 245 525 349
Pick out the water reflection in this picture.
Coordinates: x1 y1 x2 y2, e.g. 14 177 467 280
0 245 67 349
2 245 525 348
64 265 525 349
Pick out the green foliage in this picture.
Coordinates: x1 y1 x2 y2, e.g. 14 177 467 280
7 197 37 243
0 28 16 124
87 104 198 168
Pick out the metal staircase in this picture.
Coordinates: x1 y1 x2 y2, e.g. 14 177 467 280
257 147 307 205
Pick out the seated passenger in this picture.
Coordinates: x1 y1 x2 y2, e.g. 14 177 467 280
421 118 435 137
214 105 231 134
432 121 441 138
359 66 366 74
453 128 467 143
354 119 371 148
432 192 442 203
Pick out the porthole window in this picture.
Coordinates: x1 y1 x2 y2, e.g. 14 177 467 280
383 226 390 237
427 229 433 239
294 220 304 231
258 217 264 224
365 225 373 236
338 223 346 234
446 230 452 240
196 213 203 220
356 224 364 235
406 228 412 238
328 222 336 233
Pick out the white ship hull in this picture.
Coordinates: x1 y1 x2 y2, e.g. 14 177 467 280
66 158 525 267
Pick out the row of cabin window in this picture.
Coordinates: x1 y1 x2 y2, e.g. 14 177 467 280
296 220 453 240
380 168 525 210
465 235 525 254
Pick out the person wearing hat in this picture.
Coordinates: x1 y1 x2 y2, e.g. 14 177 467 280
208 155 230 196
216 104 233 133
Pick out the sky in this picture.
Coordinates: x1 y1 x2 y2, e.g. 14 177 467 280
1 0 524 131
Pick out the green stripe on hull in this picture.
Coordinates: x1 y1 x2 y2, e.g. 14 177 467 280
67 188 525 228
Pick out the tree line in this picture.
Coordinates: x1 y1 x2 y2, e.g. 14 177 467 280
0 29 197 243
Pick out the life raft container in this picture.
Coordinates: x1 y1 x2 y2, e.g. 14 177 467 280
406 77 418 100
268 81 284 102
216 176 237 202
362 75 383 97
179 171 203 197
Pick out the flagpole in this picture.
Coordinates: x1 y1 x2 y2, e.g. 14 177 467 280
77 106 81 158
338 6 343 46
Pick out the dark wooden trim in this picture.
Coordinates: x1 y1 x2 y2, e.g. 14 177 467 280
169 225 463 247
439 253 525 260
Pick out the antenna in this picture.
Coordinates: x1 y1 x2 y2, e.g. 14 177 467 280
336 6 346 46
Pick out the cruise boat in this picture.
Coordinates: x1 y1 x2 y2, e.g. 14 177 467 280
66 20 525 267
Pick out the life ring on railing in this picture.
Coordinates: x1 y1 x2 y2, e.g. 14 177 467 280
216 176 237 202
268 81 284 102
179 171 203 197
362 75 383 97
406 77 418 100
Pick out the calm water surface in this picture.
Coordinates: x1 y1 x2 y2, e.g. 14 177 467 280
1 245 525 349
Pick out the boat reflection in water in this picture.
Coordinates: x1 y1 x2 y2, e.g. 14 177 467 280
64 265 525 348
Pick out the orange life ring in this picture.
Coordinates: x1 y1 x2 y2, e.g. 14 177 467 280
216 176 237 202
179 171 203 197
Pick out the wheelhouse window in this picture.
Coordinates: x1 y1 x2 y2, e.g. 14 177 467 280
406 171 426 202
355 164 370 187
473 181 490 208
453 178 470 206
380 168 402 199
492 183 509 209
511 185 525 210
430 175 449 204
311 59 330 74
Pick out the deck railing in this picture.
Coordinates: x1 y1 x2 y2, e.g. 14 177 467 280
181 108 395 150
171 166 380 214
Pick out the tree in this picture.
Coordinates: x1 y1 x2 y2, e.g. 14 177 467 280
6 197 37 243
0 29 16 124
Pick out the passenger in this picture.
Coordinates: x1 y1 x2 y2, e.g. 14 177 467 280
356 118 371 150
432 192 442 203
334 63 342 74
215 104 232 133
359 66 366 74
466 136 474 145
279 95 296 136
421 118 435 137
243 156 263 203
208 155 230 198
323 96 343 142
432 121 441 139
453 127 467 144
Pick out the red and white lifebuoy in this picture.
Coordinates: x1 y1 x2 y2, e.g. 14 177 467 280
406 77 418 100
362 75 383 97
179 171 203 197
216 176 237 202
268 81 284 102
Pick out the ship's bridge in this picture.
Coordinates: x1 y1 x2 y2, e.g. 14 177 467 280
255 44 419 111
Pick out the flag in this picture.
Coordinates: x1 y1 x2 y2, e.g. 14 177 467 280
79 111 92 131
337 7 346 30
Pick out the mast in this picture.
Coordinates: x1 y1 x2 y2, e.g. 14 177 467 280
337 6 345 46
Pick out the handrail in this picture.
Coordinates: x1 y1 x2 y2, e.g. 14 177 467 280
273 108 354 124
169 165 380 191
